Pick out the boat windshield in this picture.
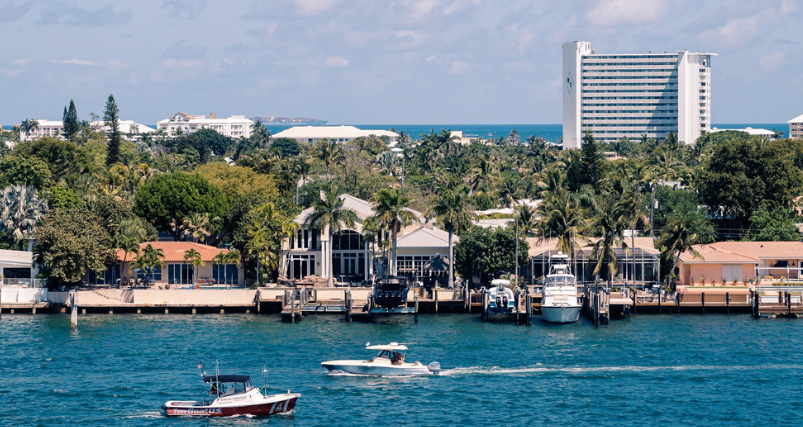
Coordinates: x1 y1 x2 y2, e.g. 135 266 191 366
545 275 575 286
209 379 254 397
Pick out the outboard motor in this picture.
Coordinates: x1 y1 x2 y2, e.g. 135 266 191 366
495 296 502 313
502 295 509 312
427 361 441 375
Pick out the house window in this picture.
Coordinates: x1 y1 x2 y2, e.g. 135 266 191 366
772 260 789 268
137 266 162 281
167 264 192 284
213 264 239 284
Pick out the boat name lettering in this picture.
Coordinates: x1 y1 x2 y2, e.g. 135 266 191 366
170 407 222 415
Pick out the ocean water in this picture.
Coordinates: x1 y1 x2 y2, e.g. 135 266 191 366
2 123 790 144
3 313 802 426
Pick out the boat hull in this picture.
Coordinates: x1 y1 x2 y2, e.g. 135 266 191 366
541 305 581 323
321 361 435 376
163 394 298 417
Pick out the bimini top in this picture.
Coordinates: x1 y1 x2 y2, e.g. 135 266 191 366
366 342 408 351
202 375 251 383
491 279 511 286
550 251 569 261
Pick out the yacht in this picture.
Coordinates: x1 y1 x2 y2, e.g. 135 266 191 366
486 279 516 315
541 252 581 323
321 343 441 376
163 373 299 417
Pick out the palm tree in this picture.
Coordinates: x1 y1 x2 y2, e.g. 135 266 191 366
515 203 538 236
303 185 358 286
613 185 648 285
368 189 418 277
292 155 313 203
222 249 242 285
496 178 519 208
20 118 39 140
184 248 205 285
0 185 48 251
588 197 625 287
429 185 475 288
130 244 164 286
118 236 140 284
535 190 585 275
181 213 214 243
656 217 703 286
647 151 687 235
312 138 345 177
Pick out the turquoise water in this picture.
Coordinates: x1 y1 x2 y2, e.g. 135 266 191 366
3 313 802 425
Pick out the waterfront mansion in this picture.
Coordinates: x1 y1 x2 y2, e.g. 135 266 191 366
281 194 456 285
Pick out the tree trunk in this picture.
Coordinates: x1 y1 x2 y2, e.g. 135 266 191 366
650 184 656 236
328 230 334 287
448 226 454 289
391 229 398 276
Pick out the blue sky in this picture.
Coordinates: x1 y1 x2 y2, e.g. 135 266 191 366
0 0 800 125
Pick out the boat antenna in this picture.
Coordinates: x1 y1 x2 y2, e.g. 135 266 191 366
262 365 269 397
215 360 220 398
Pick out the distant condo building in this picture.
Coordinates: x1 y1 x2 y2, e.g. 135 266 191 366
273 125 399 145
562 41 716 149
20 119 154 142
789 114 803 139
156 112 253 138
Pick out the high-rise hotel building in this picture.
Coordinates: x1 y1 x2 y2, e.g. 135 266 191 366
562 41 716 149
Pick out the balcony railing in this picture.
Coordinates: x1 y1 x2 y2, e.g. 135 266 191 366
2 278 46 288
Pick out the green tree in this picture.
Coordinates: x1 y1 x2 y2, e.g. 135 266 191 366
368 188 418 276
115 236 140 285
36 206 109 283
42 186 82 211
312 138 345 177
183 248 205 284
133 172 230 240
20 118 39 140
62 100 80 140
0 185 49 251
238 203 295 285
181 212 215 243
588 196 625 286
579 131 604 191
742 208 801 241
0 156 54 190
130 244 165 284
213 249 241 285
104 94 122 165
303 185 358 286
656 217 705 283
271 137 302 157
454 226 529 286
535 190 585 270
429 185 474 288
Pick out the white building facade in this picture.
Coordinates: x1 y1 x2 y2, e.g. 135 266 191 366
20 120 154 142
20 120 65 141
156 112 253 138
273 125 399 145
562 41 716 149
789 114 803 140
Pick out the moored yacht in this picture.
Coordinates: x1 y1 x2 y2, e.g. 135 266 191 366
541 252 581 323
321 343 440 376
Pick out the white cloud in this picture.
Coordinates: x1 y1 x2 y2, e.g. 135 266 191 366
760 51 787 72
325 56 349 67
162 59 202 68
586 0 667 26
11 58 27 66
52 58 97 66
449 60 469 75
293 0 340 15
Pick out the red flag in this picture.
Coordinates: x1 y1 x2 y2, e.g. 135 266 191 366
197 363 202 369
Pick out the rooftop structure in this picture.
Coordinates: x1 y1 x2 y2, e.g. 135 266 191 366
156 112 253 138
562 41 716 148
789 113 803 140
273 125 399 145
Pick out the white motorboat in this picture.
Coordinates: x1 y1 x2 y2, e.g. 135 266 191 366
541 252 581 323
486 279 516 315
163 374 299 417
321 343 441 376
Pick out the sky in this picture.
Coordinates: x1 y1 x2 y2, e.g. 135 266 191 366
0 0 801 125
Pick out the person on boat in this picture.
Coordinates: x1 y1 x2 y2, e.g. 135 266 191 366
209 382 219 395
391 351 404 365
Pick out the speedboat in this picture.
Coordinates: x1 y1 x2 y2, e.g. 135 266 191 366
541 252 581 323
163 374 300 417
370 276 412 314
321 342 440 376
486 279 516 315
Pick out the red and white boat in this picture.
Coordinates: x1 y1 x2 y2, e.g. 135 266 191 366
163 374 299 417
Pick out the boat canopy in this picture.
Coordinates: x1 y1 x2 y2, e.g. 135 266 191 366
491 279 511 286
202 375 251 383
366 342 408 351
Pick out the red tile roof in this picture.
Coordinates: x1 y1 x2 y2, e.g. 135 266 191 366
116 242 233 263
677 241 803 263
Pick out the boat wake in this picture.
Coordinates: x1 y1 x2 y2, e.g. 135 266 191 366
439 364 803 377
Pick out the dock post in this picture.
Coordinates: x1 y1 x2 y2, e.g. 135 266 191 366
658 289 662 314
788 292 792 318
70 291 77 329
726 292 730 314
256 289 261 314
435 287 439 314
701 292 705 315
525 289 532 326
414 292 419 324
467 287 471 314
676 292 680 314
632 290 637 315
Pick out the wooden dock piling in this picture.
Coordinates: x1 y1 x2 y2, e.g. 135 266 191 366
701 292 705 315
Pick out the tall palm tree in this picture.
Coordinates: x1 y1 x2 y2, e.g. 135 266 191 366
535 190 585 275
118 237 140 284
130 244 164 286
369 189 418 277
656 217 703 285
429 185 475 288
647 150 687 235
613 185 648 285
184 248 205 285
588 197 625 287
0 185 48 251
223 249 242 285
181 213 214 243
515 203 538 236
312 138 345 177
292 155 313 203
303 185 358 286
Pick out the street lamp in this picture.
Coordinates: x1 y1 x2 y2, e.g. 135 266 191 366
391 147 405 192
